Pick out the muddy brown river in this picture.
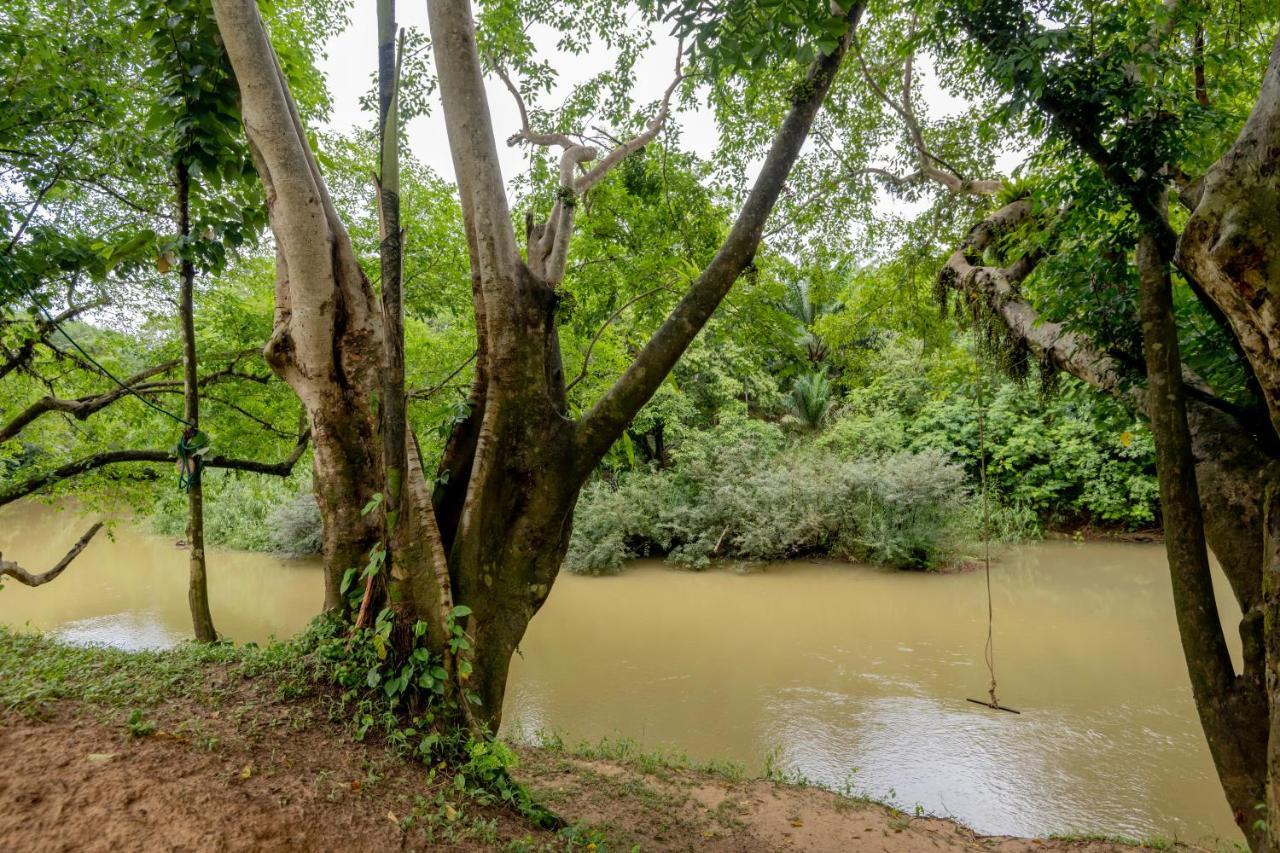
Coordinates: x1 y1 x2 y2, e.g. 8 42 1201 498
0 502 1243 844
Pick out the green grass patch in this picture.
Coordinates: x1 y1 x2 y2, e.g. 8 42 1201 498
0 623 318 720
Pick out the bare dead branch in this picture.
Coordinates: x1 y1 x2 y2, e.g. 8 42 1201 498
495 62 577 150
0 522 103 587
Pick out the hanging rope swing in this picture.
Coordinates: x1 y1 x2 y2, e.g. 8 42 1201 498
966 362 1021 715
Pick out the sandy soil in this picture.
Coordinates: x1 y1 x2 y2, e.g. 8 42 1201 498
0 697 1165 853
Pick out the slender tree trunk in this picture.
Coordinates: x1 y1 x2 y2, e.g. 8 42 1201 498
177 160 217 644
376 0 412 614
1137 219 1266 849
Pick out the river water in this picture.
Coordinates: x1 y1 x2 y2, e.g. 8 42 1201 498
0 502 1243 844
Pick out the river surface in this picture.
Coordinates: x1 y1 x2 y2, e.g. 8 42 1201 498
0 502 1244 844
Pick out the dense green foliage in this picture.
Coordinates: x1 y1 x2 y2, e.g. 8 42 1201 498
568 427 974 573
2 0 1193 578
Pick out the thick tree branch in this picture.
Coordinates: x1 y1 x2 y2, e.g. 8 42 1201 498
0 522 103 587
1137 221 1236 698
1178 32 1280 433
574 4 865 470
0 349 263 444
506 45 684 287
0 359 181 443
0 429 310 508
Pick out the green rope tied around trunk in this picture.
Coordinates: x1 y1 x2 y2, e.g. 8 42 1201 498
176 428 210 492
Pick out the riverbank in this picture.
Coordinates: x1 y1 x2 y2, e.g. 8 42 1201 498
0 629 1182 853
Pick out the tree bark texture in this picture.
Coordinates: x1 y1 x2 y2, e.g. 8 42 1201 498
211 0 385 613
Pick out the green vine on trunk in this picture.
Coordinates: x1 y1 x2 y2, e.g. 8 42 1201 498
327 516 558 828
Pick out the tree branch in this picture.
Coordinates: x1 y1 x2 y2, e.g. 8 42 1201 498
0 358 182 443
408 351 477 402
574 4 865 470
852 17 1001 197
0 349 262 444
0 522 103 587
0 297 108 381
510 43 684 287
495 62 578 150
0 429 310 508
565 285 670 394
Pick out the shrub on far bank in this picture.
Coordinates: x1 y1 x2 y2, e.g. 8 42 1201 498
150 469 309 552
565 421 982 574
268 489 324 556
817 353 1159 529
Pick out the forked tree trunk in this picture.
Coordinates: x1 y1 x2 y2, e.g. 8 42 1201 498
177 160 217 644
424 0 864 727
214 0 862 731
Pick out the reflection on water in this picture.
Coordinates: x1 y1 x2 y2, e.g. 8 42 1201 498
0 503 323 646
503 550 1244 844
0 503 1244 843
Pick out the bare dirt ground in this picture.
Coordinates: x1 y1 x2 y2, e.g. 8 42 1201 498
0 702 1160 853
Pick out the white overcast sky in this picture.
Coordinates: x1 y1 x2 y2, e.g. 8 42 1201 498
316 7 1018 218
318 6 721 188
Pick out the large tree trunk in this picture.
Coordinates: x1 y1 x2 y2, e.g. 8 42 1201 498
211 0 385 613
177 160 217 644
